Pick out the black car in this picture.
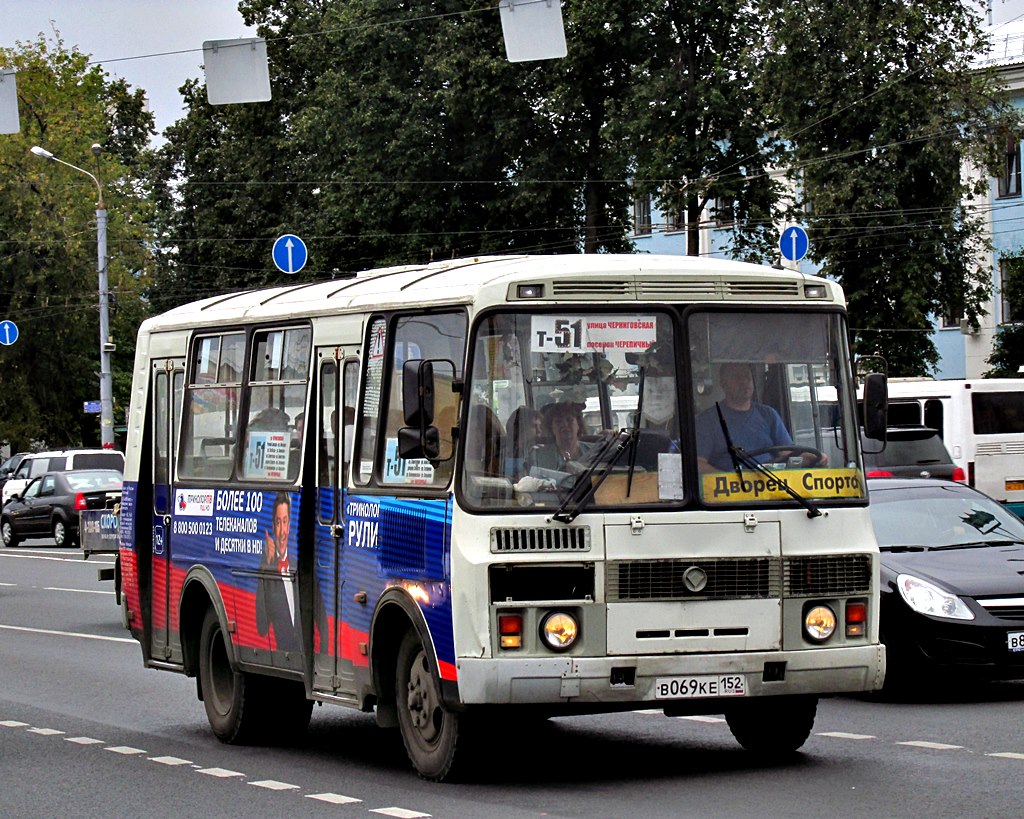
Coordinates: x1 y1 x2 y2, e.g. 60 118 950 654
0 469 122 548
863 426 963 481
869 477 1024 688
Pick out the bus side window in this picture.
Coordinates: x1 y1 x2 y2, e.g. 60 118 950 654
924 399 944 437
179 332 244 480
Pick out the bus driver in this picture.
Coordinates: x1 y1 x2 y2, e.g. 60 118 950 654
696 362 826 472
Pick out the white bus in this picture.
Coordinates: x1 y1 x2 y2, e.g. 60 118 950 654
885 378 1024 515
118 254 885 780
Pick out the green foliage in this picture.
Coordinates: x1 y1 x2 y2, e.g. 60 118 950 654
0 35 154 450
763 0 1019 376
629 0 784 260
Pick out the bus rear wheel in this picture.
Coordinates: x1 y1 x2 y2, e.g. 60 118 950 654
725 695 818 754
199 608 261 744
396 630 464 781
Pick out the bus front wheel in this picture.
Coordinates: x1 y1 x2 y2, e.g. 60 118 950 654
395 630 463 781
725 695 817 754
199 608 260 744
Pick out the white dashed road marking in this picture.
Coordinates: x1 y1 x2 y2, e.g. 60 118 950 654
27 727 64 736
370 809 432 818
197 767 245 778
65 737 104 745
0 623 134 643
818 732 876 740
897 741 964 751
307 793 363 805
150 756 193 766
678 715 726 724
987 752 1024 760
0 720 29 727
43 586 114 595
250 780 300 791
106 746 147 755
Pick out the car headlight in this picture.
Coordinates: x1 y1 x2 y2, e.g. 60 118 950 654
804 604 837 642
539 611 579 651
896 574 974 620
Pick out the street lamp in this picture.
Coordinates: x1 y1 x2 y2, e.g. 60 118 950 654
30 144 115 449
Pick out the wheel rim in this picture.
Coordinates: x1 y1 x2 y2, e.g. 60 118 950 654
405 648 443 744
1 521 11 545
53 520 65 546
205 626 235 716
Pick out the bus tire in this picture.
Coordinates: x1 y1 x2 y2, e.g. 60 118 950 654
199 607 261 744
395 630 463 781
725 695 817 754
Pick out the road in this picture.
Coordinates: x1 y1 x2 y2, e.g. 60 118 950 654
2 540 1023 818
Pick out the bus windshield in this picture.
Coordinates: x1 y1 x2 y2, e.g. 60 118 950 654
461 308 863 511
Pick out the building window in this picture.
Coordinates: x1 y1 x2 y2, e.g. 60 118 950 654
997 134 1021 199
940 307 961 329
1000 258 1022 325
666 209 685 232
711 197 735 227
632 194 652 236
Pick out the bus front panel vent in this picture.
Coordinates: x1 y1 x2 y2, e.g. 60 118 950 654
490 526 591 553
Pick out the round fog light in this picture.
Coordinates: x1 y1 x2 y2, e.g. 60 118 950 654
804 605 837 642
540 611 579 651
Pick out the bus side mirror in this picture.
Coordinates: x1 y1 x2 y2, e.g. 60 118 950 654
402 359 434 428
862 372 887 442
399 358 455 462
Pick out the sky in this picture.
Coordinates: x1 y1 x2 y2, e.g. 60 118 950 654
1 0 255 137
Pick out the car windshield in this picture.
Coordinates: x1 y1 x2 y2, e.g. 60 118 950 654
863 429 951 468
460 307 863 512
65 470 123 491
870 483 1024 549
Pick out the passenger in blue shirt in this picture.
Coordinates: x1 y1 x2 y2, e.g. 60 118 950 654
696 362 825 472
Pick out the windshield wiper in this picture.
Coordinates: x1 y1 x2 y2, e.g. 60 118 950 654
714 402 822 519
550 428 635 524
879 544 927 553
929 539 1024 551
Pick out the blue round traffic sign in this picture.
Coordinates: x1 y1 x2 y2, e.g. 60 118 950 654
272 234 308 275
0 319 19 346
779 226 809 262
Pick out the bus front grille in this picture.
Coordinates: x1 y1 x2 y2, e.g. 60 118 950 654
783 555 872 597
607 558 780 601
490 526 591 553
608 554 873 602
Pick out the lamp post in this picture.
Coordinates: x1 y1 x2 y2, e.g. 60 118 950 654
30 144 115 449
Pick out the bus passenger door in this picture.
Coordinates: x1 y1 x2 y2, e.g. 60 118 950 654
312 353 359 697
151 359 184 662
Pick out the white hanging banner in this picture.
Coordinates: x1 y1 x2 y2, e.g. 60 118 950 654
499 0 567 63
0 70 20 134
203 37 272 105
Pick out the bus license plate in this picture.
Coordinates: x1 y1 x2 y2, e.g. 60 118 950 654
1009 631 1024 652
654 675 747 699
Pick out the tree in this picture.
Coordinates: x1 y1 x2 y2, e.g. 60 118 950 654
764 0 1019 375
628 0 784 261
0 35 154 450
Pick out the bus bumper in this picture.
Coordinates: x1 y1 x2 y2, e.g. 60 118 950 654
454 644 886 705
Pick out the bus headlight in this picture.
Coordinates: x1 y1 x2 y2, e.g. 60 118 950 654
804 604 837 642
540 611 579 651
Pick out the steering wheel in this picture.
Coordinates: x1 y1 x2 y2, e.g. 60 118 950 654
744 444 825 463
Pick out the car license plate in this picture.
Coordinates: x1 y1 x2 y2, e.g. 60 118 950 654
1008 631 1024 652
654 674 747 699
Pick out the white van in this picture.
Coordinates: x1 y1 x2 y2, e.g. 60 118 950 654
1 449 125 506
